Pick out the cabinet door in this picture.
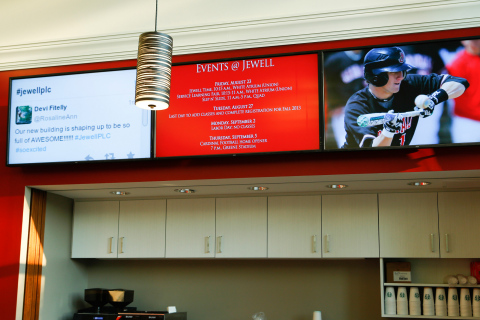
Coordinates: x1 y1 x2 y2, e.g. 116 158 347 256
439 191 480 258
379 193 439 258
322 194 379 258
118 200 166 258
72 201 119 258
165 198 216 258
268 195 322 258
215 197 267 258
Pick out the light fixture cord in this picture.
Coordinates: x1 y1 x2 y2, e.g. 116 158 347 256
155 0 158 32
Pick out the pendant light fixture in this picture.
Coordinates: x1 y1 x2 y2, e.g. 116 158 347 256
135 0 173 110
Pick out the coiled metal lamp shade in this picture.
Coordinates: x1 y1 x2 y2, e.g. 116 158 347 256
135 32 173 110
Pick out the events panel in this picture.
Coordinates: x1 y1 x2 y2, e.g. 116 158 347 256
155 54 320 157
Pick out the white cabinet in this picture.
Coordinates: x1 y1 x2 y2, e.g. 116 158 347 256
72 201 119 258
118 200 166 258
165 197 268 258
165 198 216 258
268 195 322 258
72 191 480 260
322 194 379 258
215 197 267 258
72 200 166 258
269 194 377 258
379 191 480 259
438 191 480 258
379 193 439 258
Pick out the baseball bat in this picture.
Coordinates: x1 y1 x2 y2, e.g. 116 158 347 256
357 110 422 128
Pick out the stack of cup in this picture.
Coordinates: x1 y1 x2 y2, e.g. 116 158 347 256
473 288 480 317
448 287 460 316
409 287 421 315
397 287 408 315
423 287 435 316
460 287 472 317
435 287 447 316
385 287 396 315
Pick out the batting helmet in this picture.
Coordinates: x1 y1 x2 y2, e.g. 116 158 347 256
364 47 414 87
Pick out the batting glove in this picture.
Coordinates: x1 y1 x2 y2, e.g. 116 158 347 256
382 110 402 138
415 89 448 118
415 95 435 118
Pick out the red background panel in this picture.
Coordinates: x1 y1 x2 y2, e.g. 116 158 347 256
1 28 480 319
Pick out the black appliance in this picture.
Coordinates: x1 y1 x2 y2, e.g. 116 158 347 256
73 311 187 320
73 288 187 320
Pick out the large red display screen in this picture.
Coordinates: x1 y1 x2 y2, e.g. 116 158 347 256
155 53 320 157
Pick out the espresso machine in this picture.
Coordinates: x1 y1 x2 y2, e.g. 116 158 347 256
73 288 187 320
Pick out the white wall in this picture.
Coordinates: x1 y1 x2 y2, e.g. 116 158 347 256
85 259 382 320
1 0 479 70
39 193 88 320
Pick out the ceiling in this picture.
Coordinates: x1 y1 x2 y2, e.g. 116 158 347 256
34 169 480 200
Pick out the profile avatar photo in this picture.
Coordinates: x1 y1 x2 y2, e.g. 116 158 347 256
15 106 32 125
341 46 470 148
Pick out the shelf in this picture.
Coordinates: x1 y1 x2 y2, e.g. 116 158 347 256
384 283 480 288
382 315 480 319
380 259 480 319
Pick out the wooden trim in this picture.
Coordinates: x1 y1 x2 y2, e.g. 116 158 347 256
22 189 47 320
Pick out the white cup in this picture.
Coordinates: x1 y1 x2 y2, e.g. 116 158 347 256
473 288 480 317
423 287 435 316
385 287 396 315
448 287 459 316
397 287 408 315
460 287 472 304
385 287 396 301
460 288 472 317
409 287 421 315
435 287 447 316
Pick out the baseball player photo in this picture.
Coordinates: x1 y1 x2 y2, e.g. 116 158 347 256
323 50 366 149
340 46 469 149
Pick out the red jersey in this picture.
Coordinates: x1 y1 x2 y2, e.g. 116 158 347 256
447 50 480 121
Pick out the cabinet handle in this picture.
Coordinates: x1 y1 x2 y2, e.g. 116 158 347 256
108 237 113 254
205 236 211 253
119 237 124 254
218 236 223 253
325 234 330 253
312 235 317 253
445 234 450 253
430 234 435 252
